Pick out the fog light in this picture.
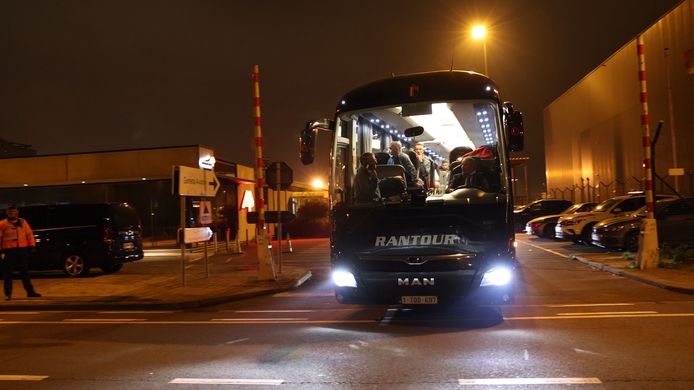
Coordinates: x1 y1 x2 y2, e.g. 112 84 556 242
481 267 512 287
332 270 357 287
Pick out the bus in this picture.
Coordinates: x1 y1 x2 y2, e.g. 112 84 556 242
299 70 524 306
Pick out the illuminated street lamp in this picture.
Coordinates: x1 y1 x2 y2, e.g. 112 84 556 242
311 178 325 189
471 24 488 75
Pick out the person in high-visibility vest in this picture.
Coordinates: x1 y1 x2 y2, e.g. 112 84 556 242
1 205 41 300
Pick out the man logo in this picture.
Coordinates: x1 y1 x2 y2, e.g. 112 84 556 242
398 278 435 286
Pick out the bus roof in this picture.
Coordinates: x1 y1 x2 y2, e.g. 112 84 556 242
336 70 500 114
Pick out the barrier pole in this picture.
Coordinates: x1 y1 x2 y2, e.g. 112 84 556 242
635 35 659 270
252 64 277 280
179 196 186 286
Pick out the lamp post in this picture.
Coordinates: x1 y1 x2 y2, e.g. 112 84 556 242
471 24 488 75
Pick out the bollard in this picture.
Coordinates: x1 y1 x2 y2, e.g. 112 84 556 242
213 232 218 255
232 229 244 254
283 233 293 253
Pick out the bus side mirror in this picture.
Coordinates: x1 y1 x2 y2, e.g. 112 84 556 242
504 102 524 152
299 119 334 165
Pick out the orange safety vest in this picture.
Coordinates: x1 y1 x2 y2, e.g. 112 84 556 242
0 218 36 250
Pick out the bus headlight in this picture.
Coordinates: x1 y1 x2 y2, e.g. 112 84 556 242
332 270 357 287
481 267 512 287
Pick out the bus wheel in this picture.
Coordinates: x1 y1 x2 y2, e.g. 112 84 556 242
63 253 90 277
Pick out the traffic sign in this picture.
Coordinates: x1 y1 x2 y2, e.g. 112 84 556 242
176 165 220 197
183 227 213 243
199 200 213 224
265 161 293 190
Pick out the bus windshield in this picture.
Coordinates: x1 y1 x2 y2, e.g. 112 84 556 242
333 100 507 207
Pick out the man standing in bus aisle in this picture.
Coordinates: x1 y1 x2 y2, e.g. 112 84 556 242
387 141 419 187
436 160 450 194
449 156 489 192
354 152 381 203
414 142 438 190
1 205 41 300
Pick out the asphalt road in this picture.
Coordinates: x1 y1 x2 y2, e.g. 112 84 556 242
1 236 694 389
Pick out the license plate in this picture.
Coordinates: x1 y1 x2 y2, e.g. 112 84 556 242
122 242 135 250
591 233 600 242
401 296 438 305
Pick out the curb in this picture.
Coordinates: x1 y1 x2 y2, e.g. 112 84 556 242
570 255 694 295
0 270 313 311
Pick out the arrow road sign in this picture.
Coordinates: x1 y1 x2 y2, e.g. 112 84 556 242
176 165 220 197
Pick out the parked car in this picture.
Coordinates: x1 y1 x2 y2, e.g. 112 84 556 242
592 197 694 252
525 202 597 238
555 194 675 244
513 199 573 232
10 203 144 277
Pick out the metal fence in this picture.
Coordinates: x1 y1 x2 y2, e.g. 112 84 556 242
548 172 694 203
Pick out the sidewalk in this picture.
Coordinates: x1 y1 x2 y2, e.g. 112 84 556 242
571 252 694 294
0 240 320 311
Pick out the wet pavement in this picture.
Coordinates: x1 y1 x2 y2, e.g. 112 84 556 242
2 235 692 312
0 238 323 311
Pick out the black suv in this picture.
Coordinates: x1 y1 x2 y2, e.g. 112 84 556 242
513 199 574 232
11 203 144 277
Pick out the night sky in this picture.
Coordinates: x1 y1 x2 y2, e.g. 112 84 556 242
1 0 681 195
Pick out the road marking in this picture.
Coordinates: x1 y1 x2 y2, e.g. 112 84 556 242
0 319 376 325
545 303 636 308
505 313 694 320
7 312 694 325
0 375 49 381
521 240 570 258
557 311 657 316
459 377 602 385
97 311 176 314
272 292 334 297
62 318 147 322
0 312 42 315
170 378 283 385
224 338 250 345
212 318 308 322
234 310 315 313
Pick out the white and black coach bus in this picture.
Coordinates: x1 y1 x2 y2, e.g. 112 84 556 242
299 70 525 306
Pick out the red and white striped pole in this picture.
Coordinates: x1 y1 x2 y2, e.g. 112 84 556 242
252 64 276 280
636 36 659 270
638 36 655 219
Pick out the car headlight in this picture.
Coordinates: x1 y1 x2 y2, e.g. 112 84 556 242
332 270 357 287
604 225 625 232
481 267 513 287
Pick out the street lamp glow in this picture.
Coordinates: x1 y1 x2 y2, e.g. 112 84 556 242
471 24 487 40
470 24 489 75
311 178 325 189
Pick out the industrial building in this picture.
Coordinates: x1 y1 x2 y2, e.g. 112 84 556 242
0 145 325 244
544 0 693 203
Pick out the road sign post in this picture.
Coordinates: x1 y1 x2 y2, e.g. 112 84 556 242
174 165 220 285
265 161 293 190
276 163 283 273
265 161 293 274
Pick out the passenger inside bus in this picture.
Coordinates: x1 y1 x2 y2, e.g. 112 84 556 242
387 141 418 187
353 152 381 203
448 156 490 192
